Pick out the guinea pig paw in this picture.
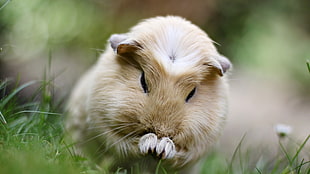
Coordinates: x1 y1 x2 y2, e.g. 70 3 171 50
139 133 158 155
156 137 176 159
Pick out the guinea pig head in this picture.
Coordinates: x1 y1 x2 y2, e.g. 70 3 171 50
91 16 231 168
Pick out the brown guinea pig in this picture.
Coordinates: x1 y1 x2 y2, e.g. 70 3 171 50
66 16 231 173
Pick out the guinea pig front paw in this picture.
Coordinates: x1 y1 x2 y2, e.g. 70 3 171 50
156 137 176 159
139 133 176 159
139 133 158 154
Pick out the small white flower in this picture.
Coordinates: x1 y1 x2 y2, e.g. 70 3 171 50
274 124 292 138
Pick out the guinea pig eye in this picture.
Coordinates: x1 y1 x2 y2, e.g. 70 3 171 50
185 87 196 102
140 72 148 93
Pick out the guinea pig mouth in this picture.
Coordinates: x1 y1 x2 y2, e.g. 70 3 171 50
137 124 176 139
138 129 153 136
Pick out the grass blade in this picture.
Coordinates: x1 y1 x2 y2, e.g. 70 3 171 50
11 110 62 117
155 160 162 174
0 111 7 124
0 0 11 11
279 139 292 165
227 133 246 173
271 158 284 174
0 79 9 90
255 167 262 174
0 81 36 108
291 135 310 163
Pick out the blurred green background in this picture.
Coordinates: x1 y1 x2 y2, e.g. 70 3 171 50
1 0 309 96
0 0 309 154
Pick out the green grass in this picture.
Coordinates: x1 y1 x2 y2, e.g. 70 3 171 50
0 79 99 174
0 0 11 11
0 79 309 174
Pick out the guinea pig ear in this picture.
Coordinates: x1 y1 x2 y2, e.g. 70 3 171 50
206 54 231 76
109 34 141 56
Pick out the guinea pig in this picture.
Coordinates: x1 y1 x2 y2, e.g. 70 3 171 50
66 16 231 173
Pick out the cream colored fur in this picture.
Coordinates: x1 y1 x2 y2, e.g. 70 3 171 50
66 16 231 173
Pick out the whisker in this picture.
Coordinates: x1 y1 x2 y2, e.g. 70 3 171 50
89 118 139 125
95 119 138 124
104 130 139 154
82 124 131 144
88 123 138 130
119 132 139 157
92 126 137 158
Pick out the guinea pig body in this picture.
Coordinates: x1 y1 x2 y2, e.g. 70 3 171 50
66 16 231 173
